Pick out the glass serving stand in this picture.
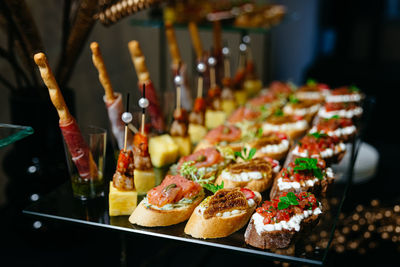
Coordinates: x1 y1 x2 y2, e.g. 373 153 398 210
22 97 373 265
0 123 34 148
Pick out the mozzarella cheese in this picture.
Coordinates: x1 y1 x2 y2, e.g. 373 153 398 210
259 139 290 154
221 169 264 182
326 93 362 103
262 120 308 133
283 103 320 117
318 106 363 119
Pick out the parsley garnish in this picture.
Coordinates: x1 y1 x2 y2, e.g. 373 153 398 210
234 147 256 161
293 157 323 180
278 192 299 210
307 79 317 87
289 95 299 104
349 85 359 92
255 128 263 138
203 181 224 194
329 115 340 120
308 132 328 139
179 161 215 185
274 109 284 117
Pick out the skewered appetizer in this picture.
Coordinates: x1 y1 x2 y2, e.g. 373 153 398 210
318 102 363 120
133 133 155 194
249 131 290 161
325 85 363 103
294 79 329 102
188 62 208 145
291 132 346 165
90 42 130 150
129 174 205 227
283 97 321 122
220 45 237 116
232 42 248 105
227 106 261 125
262 110 308 140
245 192 322 249
195 124 242 152
269 158 334 199
215 155 279 193
170 74 192 157
109 149 137 216
184 187 262 239
205 55 227 129
309 116 357 142
242 35 263 97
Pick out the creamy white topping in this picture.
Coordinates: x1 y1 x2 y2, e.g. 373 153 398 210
272 162 281 173
262 120 308 133
259 139 289 155
309 125 356 138
295 91 323 100
283 103 320 116
318 107 363 119
221 169 263 182
277 167 334 190
252 206 322 234
292 143 346 158
326 93 362 103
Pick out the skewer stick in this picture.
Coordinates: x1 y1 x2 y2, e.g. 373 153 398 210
141 84 146 135
174 73 182 112
123 93 130 152
33 53 72 125
208 55 217 88
196 62 206 98
222 45 231 79
90 42 116 103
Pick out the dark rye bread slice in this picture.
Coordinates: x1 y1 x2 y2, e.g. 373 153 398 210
244 213 320 249
269 174 334 200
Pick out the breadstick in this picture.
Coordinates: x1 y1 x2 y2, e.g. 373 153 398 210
90 42 116 103
33 52 72 125
128 40 150 83
188 22 203 60
165 22 182 66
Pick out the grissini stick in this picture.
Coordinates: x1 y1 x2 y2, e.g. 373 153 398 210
34 52 98 180
90 41 127 150
188 22 204 61
128 40 164 132
165 22 193 110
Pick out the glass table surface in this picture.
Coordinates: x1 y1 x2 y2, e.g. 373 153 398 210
22 139 359 266
0 123 34 148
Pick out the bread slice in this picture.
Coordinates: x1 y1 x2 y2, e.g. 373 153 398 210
184 190 262 239
244 213 320 249
129 191 204 227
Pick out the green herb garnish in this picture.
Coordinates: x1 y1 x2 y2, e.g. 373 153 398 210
278 192 299 210
329 115 340 120
293 157 323 180
274 109 284 117
203 181 224 194
349 85 359 92
289 95 299 104
179 161 215 185
256 128 263 138
234 147 257 161
307 79 317 87
308 132 328 139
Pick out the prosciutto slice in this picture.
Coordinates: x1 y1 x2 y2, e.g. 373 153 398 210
104 92 128 150
138 80 164 132
60 119 97 180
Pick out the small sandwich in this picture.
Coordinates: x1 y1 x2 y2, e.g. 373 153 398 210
184 187 262 239
269 157 334 199
318 102 363 121
291 132 346 165
283 96 321 122
227 106 261 125
215 155 279 193
294 79 330 102
325 85 363 103
129 174 204 227
195 124 242 152
248 131 290 161
262 109 308 140
309 115 357 143
245 191 322 249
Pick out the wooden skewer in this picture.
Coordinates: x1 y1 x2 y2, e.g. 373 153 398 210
33 53 72 125
141 83 146 135
123 93 130 152
90 42 116 103
197 76 203 99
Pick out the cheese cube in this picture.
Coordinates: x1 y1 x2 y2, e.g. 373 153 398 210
221 99 237 116
109 182 137 216
205 109 227 129
172 136 192 157
134 169 156 195
188 123 207 144
149 134 179 167
234 90 248 105
244 79 262 97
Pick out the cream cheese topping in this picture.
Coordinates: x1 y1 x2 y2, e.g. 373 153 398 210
295 91 323 100
277 167 334 190
292 142 346 158
252 205 323 233
259 139 290 155
318 106 363 119
221 169 264 182
326 93 362 103
309 125 356 138
262 120 308 133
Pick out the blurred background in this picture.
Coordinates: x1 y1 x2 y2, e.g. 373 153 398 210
0 0 399 266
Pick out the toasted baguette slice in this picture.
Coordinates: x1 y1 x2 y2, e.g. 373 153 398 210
129 191 204 227
184 190 262 239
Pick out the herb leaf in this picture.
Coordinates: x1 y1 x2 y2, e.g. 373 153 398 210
349 85 359 92
278 192 299 210
203 181 224 194
307 79 317 87
274 109 284 117
308 132 328 139
179 161 215 185
293 158 324 180
289 95 299 104
235 147 257 161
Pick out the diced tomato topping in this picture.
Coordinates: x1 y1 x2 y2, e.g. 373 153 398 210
298 134 339 156
325 102 358 112
240 188 255 199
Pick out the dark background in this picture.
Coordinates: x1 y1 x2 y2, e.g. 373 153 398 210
1 0 399 266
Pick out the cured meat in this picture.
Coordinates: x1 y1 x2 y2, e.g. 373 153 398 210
205 125 241 144
178 147 224 169
138 80 164 132
60 118 97 180
228 106 261 123
104 92 128 150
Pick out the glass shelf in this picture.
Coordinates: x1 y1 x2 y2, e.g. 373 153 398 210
0 123 34 148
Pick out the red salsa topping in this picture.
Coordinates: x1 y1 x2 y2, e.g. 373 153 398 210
256 192 319 224
279 158 326 183
325 102 359 112
316 117 353 132
297 133 340 156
